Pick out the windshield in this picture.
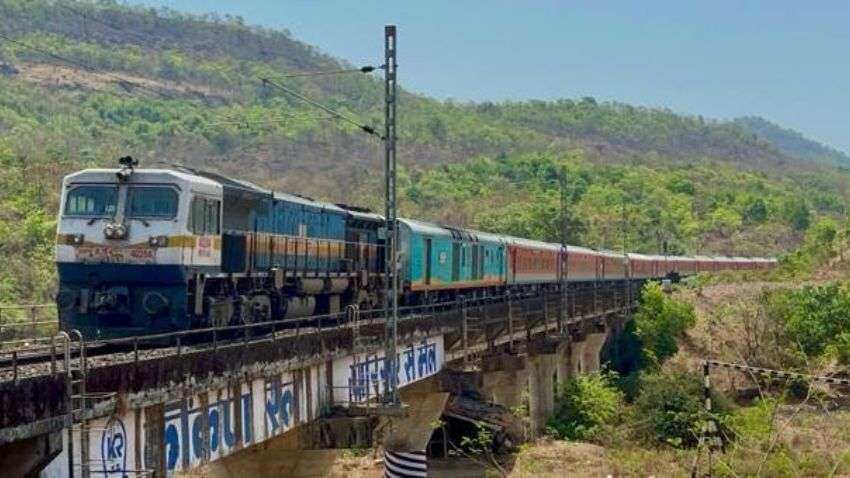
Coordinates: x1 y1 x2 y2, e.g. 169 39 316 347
127 186 179 219
64 185 118 217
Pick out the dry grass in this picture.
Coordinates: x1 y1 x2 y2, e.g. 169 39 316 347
14 62 231 100
510 439 609 477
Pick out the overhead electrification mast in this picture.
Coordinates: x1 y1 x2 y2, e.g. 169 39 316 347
382 25 399 405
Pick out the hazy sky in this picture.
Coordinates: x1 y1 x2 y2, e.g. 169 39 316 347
130 1 849 153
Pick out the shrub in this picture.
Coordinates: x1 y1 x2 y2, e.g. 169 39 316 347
634 371 731 448
762 282 850 359
547 372 624 441
633 282 697 368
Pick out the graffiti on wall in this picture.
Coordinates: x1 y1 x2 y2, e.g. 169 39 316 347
45 334 444 477
264 377 296 436
345 336 444 403
163 389 253 472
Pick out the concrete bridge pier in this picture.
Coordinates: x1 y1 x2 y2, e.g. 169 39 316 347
481 370 527 411
570 339 586 375
555 341 571 388
480 354 528 411
527 353 557 437
582 331 608 374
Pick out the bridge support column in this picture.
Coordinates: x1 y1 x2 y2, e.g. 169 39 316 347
570 340 586 375
482 369 528 411
528 354 557 437
555 341 571 387
582 331 608 374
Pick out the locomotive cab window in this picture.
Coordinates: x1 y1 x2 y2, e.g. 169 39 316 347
127 186 178 219
189 196 221 234
64 185 118 217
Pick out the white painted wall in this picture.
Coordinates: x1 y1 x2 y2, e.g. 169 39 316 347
39 333 445 477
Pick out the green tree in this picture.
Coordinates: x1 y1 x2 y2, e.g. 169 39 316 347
783 200 811 231
547 372 624 441
633 282 696 367
744 197 768 224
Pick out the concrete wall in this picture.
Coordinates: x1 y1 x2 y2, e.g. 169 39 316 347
39 334 446 477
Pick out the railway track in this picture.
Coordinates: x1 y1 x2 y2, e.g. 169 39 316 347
0 285 631 384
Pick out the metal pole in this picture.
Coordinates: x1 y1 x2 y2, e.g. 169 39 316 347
382 24 399 405
559 168 568 333
702 360 714 477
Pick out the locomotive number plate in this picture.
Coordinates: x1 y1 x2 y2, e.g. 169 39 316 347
75 245 156 264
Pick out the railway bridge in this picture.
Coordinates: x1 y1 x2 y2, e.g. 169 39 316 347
0 281 639 477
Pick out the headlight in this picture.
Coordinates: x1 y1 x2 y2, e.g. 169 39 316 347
72 234 85 244
104 223 128 239
149 235 168 247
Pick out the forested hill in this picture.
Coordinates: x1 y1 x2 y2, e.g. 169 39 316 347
733 116 850 169
0 0 819 184
0 0 849 304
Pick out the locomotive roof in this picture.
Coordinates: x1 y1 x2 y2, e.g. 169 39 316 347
178 167 272 195
64 168 222 190
337 204 385 222
273 191 346 213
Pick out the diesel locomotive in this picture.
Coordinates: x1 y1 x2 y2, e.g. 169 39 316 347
54 159 777 339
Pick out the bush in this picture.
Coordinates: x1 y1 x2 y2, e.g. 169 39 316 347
762 282 850 359
547 372 624 441
634 371 731 448
633 282 697 367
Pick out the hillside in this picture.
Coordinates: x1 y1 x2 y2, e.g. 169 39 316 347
734 116 850 169
0 0 849 304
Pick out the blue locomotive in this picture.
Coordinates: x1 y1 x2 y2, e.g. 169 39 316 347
55 159 776 339
55 159 383 339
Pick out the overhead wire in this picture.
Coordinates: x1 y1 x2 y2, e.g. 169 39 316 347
259 77 383 139
278 65 383 78
204 113 337 128
5 3 384 138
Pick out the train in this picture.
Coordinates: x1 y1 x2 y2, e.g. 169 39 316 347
54 158 777 339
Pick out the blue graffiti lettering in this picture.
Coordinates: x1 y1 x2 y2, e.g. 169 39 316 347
191 414 204 459
209 408 220 452
403 347 415 382
165 423 180 471
265 392 279 431
223 399 236 448
281 388 293 427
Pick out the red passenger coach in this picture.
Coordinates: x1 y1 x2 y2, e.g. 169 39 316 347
599 251 627 280
627 253 656 279
508 239 560 285
566 245 598 282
